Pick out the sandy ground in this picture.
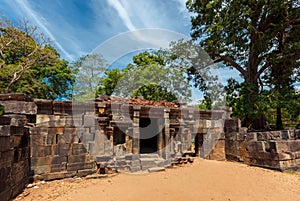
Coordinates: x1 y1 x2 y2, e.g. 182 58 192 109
15 159 300 201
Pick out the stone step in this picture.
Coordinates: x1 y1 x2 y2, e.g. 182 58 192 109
95 155 112 163
148 167 165 172
139 154 160 159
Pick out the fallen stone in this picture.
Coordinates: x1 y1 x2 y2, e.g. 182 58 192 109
148 167 165 172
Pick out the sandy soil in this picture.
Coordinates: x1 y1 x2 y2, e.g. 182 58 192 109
15 159 300 201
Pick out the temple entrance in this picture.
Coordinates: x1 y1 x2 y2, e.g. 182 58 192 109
139 118 162 154
140 134 158 154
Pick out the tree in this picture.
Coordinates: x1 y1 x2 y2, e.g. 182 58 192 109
187 0 300 128
114 51 192 101
96 68 124 96
73 54 107 101
0 20 74 99
168 39 226 108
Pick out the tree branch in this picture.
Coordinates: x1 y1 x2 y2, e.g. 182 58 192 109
215 54 246 78
255 62 271 80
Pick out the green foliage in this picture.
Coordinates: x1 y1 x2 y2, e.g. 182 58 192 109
169 39 226 106
96 69 124 96
73 54 107 101
0 21 74 99
133 83 177 102
187 0 300 128
0 105 4 116
226 78 300 128
109 51 192 101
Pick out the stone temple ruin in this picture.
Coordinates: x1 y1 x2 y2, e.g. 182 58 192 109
0 93 300 201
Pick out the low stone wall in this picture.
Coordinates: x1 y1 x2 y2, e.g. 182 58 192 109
31 99 96 181
225 119 300 171
0 93 228 200
0 94 33 201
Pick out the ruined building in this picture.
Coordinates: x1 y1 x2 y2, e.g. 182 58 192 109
0 93 300 201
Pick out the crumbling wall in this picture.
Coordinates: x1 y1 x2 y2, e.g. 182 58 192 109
31 99 96 181
0 93 229 200
225 119 300 171
0 94 34 201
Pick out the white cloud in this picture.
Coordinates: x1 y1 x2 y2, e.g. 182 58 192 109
14 0 74 61
107 0 136 31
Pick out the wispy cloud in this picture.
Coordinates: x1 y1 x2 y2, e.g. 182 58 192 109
107 0 136 31
15 0 74 61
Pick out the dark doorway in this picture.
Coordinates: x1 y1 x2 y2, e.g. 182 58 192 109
140 134 158 154
139 117 164 154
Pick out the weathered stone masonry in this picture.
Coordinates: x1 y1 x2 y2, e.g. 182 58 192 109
1 93 299 201
225 119 300 171
0 93 227 201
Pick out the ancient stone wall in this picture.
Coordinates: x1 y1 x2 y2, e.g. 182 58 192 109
0 93 228 200
0 94 34 201
225 119 300 171
31 99 96 181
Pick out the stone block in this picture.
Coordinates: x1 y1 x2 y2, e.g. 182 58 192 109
0 116 12 125
0 101 37 115
31 156 67 167
245 132 257 141
148 167 165 172
30 145 52 157
66 162 95 172
81 133 94 143
72 143 88 155
35 115 55 127
95 155 112 163
56 134 77 144
280 130 289 140
0 125 24 136
84 115 98 127
30 133 47 147
246 141 265 152
6 115 28 127
29 127 49 135
140 158 157 170
34 99 53 114
11 177 28 199
0 93 33 101
40 171 77 181
272 141 290 152
53 144 72 157
125 154 140 161
50 163 67 173
139 153 160 158
31 165 51 175
68 154 91 163
129 166 141 172
53 101 72 115
0 150 14 164
76 169 95 177
0 136 11 152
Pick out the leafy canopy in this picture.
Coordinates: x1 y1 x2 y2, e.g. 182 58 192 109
0 20 74 99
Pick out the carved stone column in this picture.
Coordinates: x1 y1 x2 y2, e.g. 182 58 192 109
163 109 170 159
125 127 133 154
107 126 114 155
132 106 141 154
170 128 175 155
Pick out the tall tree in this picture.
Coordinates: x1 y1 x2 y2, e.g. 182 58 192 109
96 68 124 96
73 54 107 101
115 51 192 101
0 20 74 99
187 0 300 128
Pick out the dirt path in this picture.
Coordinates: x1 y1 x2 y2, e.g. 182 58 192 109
16 159 300 201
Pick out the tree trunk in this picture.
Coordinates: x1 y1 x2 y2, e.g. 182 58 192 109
276 107 284 130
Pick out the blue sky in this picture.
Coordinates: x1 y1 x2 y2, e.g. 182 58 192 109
0 0 242 102
1 0 192 62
